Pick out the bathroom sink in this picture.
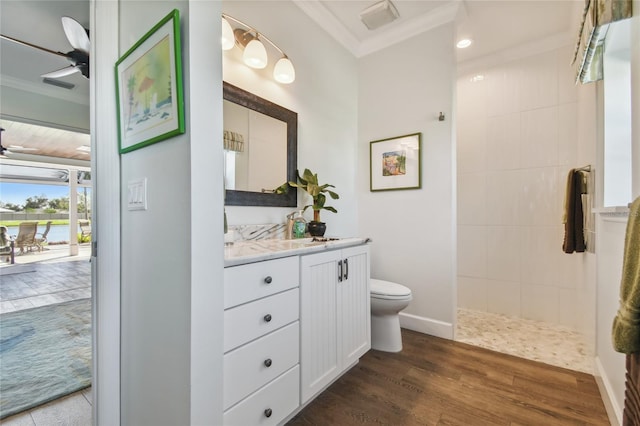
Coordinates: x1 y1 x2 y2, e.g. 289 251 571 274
288 237 342 246
258 237 342 250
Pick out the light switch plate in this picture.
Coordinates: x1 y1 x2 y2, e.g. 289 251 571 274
127 178 147 211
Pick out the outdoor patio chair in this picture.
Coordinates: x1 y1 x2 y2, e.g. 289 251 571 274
35 220 52 251
13 221 38 254
0 226 15 264
78 219 91 241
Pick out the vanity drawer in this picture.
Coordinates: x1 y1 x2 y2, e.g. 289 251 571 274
224 288 299 352
223 365 300 426
224 256 299 309
224 321 299 409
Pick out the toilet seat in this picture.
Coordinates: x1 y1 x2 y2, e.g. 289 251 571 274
370 279 412 300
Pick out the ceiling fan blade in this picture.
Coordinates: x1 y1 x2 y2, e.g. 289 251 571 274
0 34 67 58
61 16 90 54
41 66 80 79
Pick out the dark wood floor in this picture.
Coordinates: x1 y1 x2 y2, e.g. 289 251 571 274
288 329 610 426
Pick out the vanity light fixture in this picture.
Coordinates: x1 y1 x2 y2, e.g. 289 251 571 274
221 17 235 50
222 14 296 84
243 36 268 69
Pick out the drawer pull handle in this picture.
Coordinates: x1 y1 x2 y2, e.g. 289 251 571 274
264 276 273 284
264 358 272 367
264 314 272 322
264 408 272 418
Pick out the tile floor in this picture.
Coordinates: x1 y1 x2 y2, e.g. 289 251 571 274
456 308 593 374
0 258 91 314
0 245 92 425
0 389 92 426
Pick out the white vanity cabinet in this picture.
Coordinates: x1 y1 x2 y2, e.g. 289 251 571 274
223 239 371 424
223 256 300 426
299 244 371 403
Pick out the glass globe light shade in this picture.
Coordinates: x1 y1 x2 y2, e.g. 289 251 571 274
274 57 295 84
221 18 235 50
243 38 268 69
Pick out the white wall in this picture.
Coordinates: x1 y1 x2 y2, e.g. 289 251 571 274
186 2 224 423
595 215 627 423
357 24 457 338
594 2 640 423
221 1 359 237
119 3 190 424
577 76 598 355
456 44 597 337
119 2 224 424
91 0 121 423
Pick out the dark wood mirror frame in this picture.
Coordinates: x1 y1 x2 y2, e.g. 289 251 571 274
223 81 297 207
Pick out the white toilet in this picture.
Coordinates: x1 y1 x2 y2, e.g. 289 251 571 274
370 279 413 352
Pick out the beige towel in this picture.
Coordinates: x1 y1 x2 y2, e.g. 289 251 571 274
612 196 640 354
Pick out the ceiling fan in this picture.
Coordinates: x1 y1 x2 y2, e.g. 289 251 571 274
0 16 90 79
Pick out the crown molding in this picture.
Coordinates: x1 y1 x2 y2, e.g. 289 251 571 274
358 1 461 57
292 0 361 55
0 74 89 106
293 0 460 58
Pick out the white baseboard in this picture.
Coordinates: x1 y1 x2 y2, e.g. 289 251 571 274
399 312 453 339
594 356 623 426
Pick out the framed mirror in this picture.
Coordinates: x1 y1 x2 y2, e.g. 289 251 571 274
223 82 297 207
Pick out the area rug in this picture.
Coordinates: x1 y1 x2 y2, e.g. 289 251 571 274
0 264 36 276
0 298 91 419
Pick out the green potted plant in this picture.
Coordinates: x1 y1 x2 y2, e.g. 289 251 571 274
276 168 339 236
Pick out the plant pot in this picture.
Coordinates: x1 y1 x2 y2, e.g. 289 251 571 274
307 221 326 237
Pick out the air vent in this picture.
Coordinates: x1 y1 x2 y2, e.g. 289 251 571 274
43 77 75 90
360 0 399 30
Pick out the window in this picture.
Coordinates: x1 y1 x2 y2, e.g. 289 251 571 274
603 18 632 207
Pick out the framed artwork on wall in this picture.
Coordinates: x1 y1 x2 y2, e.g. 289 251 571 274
370 133 422 191
115 9 185 154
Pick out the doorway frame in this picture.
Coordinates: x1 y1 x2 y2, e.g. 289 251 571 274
90 0 121 424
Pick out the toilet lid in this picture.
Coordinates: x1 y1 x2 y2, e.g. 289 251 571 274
370 279 412 297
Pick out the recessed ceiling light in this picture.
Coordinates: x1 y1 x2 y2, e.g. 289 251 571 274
470 75 485 82
456 39 473 49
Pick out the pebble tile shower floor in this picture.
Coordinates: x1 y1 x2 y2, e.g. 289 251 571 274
456 308 592 374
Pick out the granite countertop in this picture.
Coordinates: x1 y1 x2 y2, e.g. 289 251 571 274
224 237 370 267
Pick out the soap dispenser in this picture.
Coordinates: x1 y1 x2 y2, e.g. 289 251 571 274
292 210 307 238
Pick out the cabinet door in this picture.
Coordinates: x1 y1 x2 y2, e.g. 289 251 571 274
339 245 371 367
300 250 341 404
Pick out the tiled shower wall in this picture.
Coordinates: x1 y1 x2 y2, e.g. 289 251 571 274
456 45 594 330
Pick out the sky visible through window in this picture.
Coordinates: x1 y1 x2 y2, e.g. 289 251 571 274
0 183 73 206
